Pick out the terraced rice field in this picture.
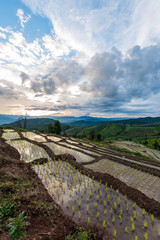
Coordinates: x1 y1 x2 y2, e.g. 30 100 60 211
86 158 160 202
2 130 160 240
44 142 94 163
32 158 160 240
22 132 47 142
2 131 20 140
112 141 160 161
7 139 50 162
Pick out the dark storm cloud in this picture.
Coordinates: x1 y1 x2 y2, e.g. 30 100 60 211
31 61 84 95
28 44 160 115
0 83 18 99
20 72 30 85
80 44 160 110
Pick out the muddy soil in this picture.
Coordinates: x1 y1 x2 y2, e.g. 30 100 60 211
0 138 109 240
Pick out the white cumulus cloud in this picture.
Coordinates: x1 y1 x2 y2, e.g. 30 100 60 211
16 8 31 29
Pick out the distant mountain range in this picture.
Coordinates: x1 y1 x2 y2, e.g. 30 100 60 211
2 118 70 132
0 114 128 126
1 114 160 141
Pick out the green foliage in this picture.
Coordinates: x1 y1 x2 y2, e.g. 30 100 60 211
65 228 88 240
53 120 62 134
0 201 17 219
7 211 29 240
88 130 96 140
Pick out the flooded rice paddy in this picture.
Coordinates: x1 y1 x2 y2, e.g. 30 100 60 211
3 130 160 239
32 159 160 240
86 158 160 203
44 142 94 163
22 132 47 142
8 140 50 162
2 131 20 140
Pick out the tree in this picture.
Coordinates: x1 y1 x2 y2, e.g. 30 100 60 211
48 124 54 133
53 120 61 135
97 133 101 142
153 140 160 149
88 130 96 140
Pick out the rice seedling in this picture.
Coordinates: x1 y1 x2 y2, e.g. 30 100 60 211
72 206 75 214
104 200 107 207
119 215 122 224
96 212 99 219
143 220 147 229
143 208 146 216
103 220 106 228
133 210 136 219
113 229 117 238
86 204 89 213
104 209 107 215
144 232 148 240
151 214 154 223
124 227 128 233
117 197 120 206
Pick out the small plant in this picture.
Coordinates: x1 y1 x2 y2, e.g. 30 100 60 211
78 200 81 208
142 208 146 215
144 232 148 240
133 202 136 209
144 220 147 229
114 202 117 210
86 204 89 213
113 229 117 238
96 212 99 219
151 214 154 223
77 230 88 240
131 222 135 232
119 215 122 224
104 209 107 215
103 220 106 228
124 227 128 233
104 200 107 207
88 217 90 224
125 195 127 202
110 208 113 215
96 195 99 202
7 211 29 240
120 209 123 216
112 216 115 223
78 211 81 220
135 236 138 240
117 197 120 206
0 201 17 219
72 206 75 214
126 203 129 212
133 210 136 219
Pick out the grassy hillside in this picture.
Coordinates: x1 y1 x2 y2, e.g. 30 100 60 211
66 118 160 142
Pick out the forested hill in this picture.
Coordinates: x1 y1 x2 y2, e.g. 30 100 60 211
3 118 70 131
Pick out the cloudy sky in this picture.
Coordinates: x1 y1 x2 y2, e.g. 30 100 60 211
0 0 160 118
